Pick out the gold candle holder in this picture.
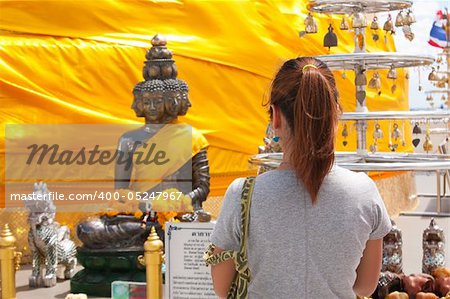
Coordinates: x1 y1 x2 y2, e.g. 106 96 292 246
138 226 163 299
0 224 22 299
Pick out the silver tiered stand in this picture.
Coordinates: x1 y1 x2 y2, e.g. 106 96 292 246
250 0 450 215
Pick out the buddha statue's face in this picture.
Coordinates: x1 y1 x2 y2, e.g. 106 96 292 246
178 91 191 116
164 91 180 117
142 91 165 123
132 92 144 117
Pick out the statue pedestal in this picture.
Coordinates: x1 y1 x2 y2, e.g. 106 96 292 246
70 248 146 297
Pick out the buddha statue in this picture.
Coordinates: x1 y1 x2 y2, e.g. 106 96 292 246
72 34 211 296
422 218 446 275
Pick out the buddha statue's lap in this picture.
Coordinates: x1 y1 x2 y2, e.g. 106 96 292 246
76 35 210 251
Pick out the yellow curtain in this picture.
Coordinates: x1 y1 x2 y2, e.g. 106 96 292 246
0 0 409 200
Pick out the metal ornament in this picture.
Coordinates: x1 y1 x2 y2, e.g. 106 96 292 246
413 122 422 134
405 70 409 80
323 24 338 49
395 11 404 27
383 14 394 32
402 24 414 41
368 72 381 90
387 65 398 80
352 11 367 29
422 218 445 275
391 84 397 94
305 12 318 34
428 67 438 81
426 94 433 102
423 126 433 153
404 10 416 25
355 68 367 86
392 123 401 141
412 138 420 147
373 122 384 139
370 16 379 30
342 123 348 146
340 17 349 30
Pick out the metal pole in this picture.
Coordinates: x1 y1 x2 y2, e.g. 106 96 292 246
436 170 441 214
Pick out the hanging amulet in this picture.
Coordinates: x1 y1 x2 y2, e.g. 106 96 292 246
392 123 401 141
373 123 383 139
423 137 433 152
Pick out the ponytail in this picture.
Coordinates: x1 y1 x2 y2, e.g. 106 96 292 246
269 57 340 203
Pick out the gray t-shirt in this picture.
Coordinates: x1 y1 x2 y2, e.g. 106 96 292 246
211 165 392 299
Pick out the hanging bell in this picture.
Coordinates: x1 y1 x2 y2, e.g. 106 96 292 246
428 67 438 81
340 17 349 30
355 68 367 86
395 11 404 27
441 95 447 101
352 12 367 29
404 10 416 25
426 94 433 101
370 143 378 153
323 24 338 49
423 136 433 152
387 65 397 80
305 12 318 34
368 72 381 90
413 123 422 134
437 56 443 63
370 16 379 30
383 15 393 32
373 123 383 139
405 71 409 79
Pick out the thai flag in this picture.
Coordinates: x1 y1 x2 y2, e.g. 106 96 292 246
428 10 448 49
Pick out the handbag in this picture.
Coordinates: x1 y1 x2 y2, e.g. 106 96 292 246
204 176 255 299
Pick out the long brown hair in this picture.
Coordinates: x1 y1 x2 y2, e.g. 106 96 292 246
269 57 340 204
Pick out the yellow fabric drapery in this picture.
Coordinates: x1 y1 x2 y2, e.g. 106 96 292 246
0 0 411 202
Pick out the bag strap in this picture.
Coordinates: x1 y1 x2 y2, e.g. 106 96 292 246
204 177 255 267
239 176 255 256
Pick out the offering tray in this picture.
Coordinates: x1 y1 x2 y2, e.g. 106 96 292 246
316 52 434 71
340 110 450 121
249 152 450 171
308 0 411 14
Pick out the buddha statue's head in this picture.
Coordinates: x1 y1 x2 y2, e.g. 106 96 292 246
141 79 165 123
163 79 181 118
132 81 145 117
177 80 191 116
133 34 192 123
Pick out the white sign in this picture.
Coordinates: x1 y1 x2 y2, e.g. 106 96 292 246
165 221 216 299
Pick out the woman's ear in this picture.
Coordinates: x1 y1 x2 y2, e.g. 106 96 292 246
272 105 281 130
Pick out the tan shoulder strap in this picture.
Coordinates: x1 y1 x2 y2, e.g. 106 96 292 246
239 176 255 255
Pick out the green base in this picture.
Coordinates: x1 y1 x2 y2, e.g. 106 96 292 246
70 248 146 297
